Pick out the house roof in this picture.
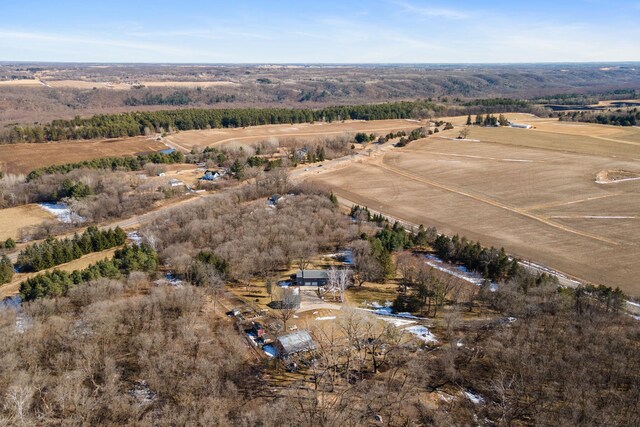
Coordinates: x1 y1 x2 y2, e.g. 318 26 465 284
296 270 328 279
159 148 176 155
276 330 315 355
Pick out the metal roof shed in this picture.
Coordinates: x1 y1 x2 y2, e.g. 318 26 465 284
274 330 316 358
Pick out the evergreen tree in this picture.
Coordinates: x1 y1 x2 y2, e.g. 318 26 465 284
3 238 16 249
0 255 13 284
230 159 244 180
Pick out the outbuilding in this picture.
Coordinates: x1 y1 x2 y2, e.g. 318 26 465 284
274 330 316 358
294 269 329 286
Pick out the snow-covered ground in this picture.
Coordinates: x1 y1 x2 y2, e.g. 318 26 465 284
464 390 486 405
363 301 437 343
424 254 497 290
404 325 438 343
315 316 336 321
1 296 31 333
596 176 640 184
38 202 84 223
627 301 640 309
381 317 417 327
127 231 143 245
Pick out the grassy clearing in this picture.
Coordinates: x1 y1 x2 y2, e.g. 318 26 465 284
0 204 55 240
0 137 167 175
168 119 425 151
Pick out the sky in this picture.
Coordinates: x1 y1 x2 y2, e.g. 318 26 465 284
1 0 639 63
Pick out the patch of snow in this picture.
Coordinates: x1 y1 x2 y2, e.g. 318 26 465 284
38 202 84 223
155 272 183 287
366 306 421 319
15 313 32 334
328 249 353 265
456 340 464 347
1 295 21 309
424 255 487 286
1 296 31 333
404 325 438 343
595 177 640 184
315 316 337 321
632 315 640 321
464 390 485 405
128 380 157 404
627 301 640 309
127 231 143 245
379 317 416 327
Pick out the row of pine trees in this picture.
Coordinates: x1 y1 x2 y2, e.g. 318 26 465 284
17 226 127 272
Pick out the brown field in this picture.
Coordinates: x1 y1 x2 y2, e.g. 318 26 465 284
0 120 424 175
0 204 55 240
167 119 426 152
0 137 167 175
311 117 640 295
0 79 237 90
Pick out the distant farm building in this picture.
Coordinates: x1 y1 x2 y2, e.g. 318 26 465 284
509 122 532 129
201 170 221 181
274 330 316 358
168 178 184 187
159 148 176 155
294 269 329 286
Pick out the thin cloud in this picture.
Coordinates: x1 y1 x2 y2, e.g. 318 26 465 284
0 30 219 59
392 0 468 19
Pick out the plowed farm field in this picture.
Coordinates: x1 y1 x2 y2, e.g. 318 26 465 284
311 117 640 295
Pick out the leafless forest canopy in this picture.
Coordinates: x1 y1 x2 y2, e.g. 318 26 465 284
1 63 638 127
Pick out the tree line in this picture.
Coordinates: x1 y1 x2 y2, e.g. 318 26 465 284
349 205 520 283
433 233 519 282
17 226 126 272
19 243 157 301
26 151 185 181
559 108 639 126
1 100 442 143
124 91 192 106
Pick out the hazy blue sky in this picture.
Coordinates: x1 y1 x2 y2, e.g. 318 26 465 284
1 0 639 63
